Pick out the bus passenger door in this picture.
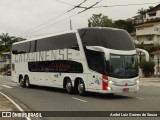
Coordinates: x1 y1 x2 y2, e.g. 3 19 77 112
84 48 105 90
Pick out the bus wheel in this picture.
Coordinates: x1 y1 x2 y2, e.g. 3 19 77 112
78 79 85 96
66 78 73 94
24 76 30 88
106 93 114 97
19 76 25 87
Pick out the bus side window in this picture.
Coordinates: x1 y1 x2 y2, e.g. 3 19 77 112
36 33 79 52
84 48 105 74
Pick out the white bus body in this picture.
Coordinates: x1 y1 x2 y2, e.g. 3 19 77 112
11 27 139 95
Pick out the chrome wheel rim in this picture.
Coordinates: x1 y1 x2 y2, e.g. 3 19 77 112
66 80 72 92
26 79 29 87
20 78 23 86
78 83 84 93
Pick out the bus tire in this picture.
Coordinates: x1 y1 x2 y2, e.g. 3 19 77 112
78 79 85 96
65 78 73 94
19 76 25 87
24 76 31 88
106 93 114 97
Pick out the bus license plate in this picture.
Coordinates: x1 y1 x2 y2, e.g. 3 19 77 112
123 88 129 92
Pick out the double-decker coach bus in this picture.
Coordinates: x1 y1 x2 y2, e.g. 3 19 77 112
11 27 139 95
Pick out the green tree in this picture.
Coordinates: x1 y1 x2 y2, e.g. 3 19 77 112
137 8 146 15
0 45 5 51
88 13 115 27
139 60 155 77
8 37 25 46
114 20 134 33
135 42 160 54
0 33 14 47
0 33 25 53
114 20 126 29
137 8 147 22
146 44 160 53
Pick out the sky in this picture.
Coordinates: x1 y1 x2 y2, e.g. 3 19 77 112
0 0 160 39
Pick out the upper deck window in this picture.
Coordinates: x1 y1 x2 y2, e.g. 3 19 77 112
78 28 135 50
36 33 79 51
12 33 79 54
12 42 30 54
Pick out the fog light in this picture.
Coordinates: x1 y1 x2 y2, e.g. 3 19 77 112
107 87 112 90
109 81 113 84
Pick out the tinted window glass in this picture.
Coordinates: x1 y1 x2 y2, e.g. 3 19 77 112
12 42 30 54
78 28 135 50
12 45 18 54
28 60 83 73
79 29 99 46
36 33 79 51
84 48 105 74
109 54 138 78
30 41 36 52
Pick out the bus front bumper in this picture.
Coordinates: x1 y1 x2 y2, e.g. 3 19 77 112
100 84 139 94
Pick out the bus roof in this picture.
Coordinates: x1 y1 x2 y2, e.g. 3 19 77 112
78 27 125 31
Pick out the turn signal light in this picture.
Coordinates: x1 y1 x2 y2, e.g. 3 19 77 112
102 75 108 82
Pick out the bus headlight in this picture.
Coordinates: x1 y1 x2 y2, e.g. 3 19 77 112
109 81 113 84
107 87 112 90
136 80 139 84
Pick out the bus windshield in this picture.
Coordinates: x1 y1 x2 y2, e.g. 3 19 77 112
78 28 135 50
108 54 138 78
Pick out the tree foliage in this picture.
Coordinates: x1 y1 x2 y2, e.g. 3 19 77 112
139 60 155 77
146 44 160 53
114 20 135 33
137 8 147 15
88 13 135 33
0 33 13 47
0 33 25 53
137 8 147 22
88 13 115 27
135 41 160 54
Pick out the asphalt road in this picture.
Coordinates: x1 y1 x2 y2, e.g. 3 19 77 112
0 76 160 120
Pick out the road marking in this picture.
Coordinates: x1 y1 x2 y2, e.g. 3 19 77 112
72 97 87 103
1 85 13 88
8 83 19 86
140 84 149 86
0 92 31 120
17 86 22 88
134 97 144 100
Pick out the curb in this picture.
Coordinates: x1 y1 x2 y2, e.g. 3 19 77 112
0 92 18 111
139 77 160 82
